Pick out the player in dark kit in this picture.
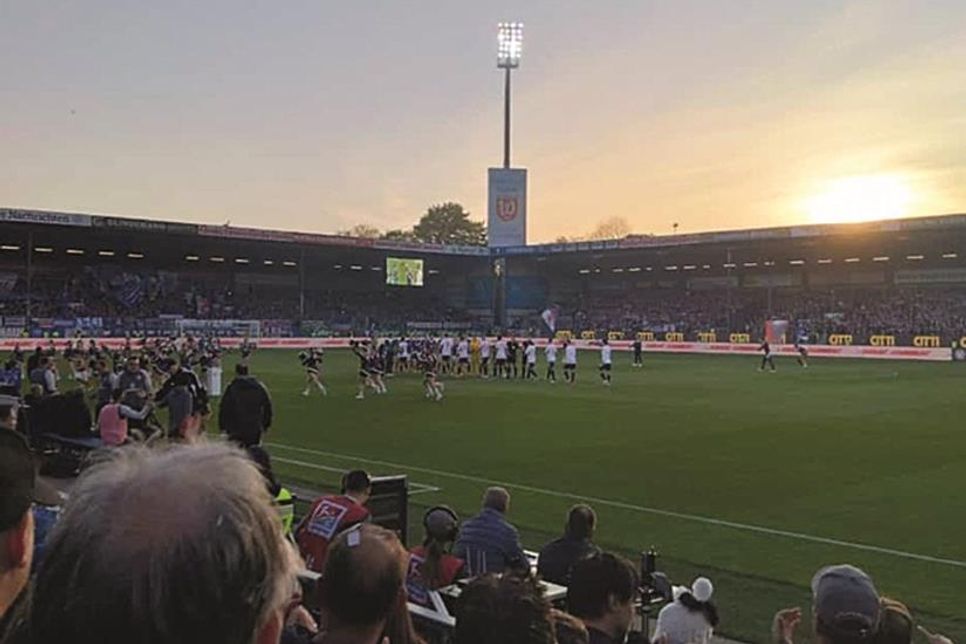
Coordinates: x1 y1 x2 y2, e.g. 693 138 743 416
299 348 327 396
758 340 776 372
632 338 644 368
422 350 445 401
351 341 372 400
240 338 256 366
794 341 809 368
506 339 518 379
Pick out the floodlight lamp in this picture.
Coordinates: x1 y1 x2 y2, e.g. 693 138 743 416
497 22 523 68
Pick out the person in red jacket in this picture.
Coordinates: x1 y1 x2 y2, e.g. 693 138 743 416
294 469 372 573
406 505 465 607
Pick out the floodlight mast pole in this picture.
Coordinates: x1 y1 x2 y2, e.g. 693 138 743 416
503 66 511 168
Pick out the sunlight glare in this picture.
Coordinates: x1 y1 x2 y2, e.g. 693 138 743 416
805 174 913 224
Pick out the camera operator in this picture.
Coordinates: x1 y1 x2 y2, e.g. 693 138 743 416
567 553 641 644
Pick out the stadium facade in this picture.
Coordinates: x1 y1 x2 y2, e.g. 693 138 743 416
1 207 964 354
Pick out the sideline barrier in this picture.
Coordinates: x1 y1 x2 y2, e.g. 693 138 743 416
0 337 950 361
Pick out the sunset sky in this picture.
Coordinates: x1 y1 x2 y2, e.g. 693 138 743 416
2 1 965 241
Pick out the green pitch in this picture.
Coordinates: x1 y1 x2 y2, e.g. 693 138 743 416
222 350 966 641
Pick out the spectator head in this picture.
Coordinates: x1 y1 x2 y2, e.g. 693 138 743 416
27 444 299 644
125 355 139 371
811 565 880 644
342 469 372 503
419 506 460 588
672 577 720 631
0 430 60 615
875 598 913 644
454 573 556 644
568 553 640 641
0 395 20 431
235 363 249 376
320 524 416 642
247 445 281 497
109 388 124 403
482 487 510 514
552 609 590 644
565 504 596 541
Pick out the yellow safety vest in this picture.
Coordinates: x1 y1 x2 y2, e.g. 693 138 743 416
276 487 295 536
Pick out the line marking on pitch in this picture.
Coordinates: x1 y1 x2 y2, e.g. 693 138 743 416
272 455 442 496
267 441 966 570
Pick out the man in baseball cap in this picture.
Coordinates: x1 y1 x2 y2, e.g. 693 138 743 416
812 564 881 642
0 426 61 639
773 564 881 644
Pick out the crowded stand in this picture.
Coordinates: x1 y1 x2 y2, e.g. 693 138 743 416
1 433 956 644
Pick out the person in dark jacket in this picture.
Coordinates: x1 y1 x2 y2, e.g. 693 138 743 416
537 504 602 585
219 364 273 447
155 359 209 440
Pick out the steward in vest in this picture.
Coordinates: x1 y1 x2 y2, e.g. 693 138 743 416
246 446 295 537
294 469 372 573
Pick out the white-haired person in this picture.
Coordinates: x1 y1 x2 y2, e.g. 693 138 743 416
652 577 719 644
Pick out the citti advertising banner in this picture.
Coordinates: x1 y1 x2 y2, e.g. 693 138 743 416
487 168 527 248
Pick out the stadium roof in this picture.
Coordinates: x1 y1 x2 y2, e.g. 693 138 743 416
2 206 965 258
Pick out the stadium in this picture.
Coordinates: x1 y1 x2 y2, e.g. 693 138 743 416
4 6 966 644
1 205 964 642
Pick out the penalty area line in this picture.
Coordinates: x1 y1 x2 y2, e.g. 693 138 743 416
266 442 966 570
271 455 442 496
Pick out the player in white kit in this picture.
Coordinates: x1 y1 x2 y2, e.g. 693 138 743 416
544 339 558 382
479 337 491 378
495 336 508 379
599 339 613 386
456 337 470 377
563 340 578 384
439 336 454 374
524 341 538 380
397 338 410 373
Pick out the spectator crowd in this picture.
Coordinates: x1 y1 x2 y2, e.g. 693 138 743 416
0 414 956 644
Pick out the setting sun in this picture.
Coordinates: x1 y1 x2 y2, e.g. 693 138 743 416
804 174 914 225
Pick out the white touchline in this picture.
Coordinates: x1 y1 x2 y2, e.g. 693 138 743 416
266 442 966 570
272 455 442 496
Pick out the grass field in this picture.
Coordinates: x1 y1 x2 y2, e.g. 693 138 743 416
221 349 966 641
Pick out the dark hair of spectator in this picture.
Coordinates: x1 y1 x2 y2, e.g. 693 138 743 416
454 573 556 644
320 526 405 630
567 553 640 621
246 445 281 496
552 609 590 644
343 469 372 494
678 591 720 627
874 597 913 644
566 504 596 540
110 388 123 402
235 363 249 376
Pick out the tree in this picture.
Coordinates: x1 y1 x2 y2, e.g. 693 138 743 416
586 216 632 240
382 228 417 242
338 224 381 239
411 202 486 246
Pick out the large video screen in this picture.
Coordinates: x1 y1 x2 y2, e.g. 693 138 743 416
385 257 424 287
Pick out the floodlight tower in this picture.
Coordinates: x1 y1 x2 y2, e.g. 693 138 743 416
497 22 523 168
